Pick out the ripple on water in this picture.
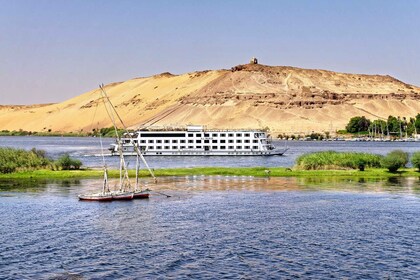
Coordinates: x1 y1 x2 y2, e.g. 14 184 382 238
0 176 419 279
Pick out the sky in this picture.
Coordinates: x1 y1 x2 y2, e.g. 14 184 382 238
0 0 419 105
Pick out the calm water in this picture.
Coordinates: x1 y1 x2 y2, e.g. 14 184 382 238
0 136 419 168
0 176 419 279
1 137 419 279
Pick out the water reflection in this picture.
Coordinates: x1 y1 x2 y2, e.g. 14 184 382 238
1 176 419 279
1 176 419 197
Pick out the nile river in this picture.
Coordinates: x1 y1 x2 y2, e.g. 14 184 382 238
0 136 419 279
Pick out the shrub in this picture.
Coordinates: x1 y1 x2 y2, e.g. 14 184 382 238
411 152 420 171
380 150 409 172
295 151 382 170
56 154 82 170
0 147 51 173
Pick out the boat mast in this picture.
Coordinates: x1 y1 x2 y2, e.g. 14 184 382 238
99 85 131 191
99 84 156 181
99 135 109 194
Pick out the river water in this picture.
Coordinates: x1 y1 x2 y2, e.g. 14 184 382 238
0 136 419 168
0 137 419 279
0 176 419 279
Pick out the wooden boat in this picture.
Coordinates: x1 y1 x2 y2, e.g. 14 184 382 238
133 190 150 199
78 192 113 201
111 191 134 200
79 85 157 202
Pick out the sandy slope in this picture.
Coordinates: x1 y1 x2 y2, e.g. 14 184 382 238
0 64 419 135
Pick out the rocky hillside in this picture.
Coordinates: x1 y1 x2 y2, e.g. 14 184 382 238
0 63 419 136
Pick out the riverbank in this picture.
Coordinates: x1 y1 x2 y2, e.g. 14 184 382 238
0 167 418 179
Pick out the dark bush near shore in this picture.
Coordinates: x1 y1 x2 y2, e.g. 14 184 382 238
380 150 409 172
0 147 51 173
295 151 382 170
412 152 420 171
55 154 82 170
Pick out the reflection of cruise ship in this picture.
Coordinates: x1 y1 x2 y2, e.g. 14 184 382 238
109 125 287 156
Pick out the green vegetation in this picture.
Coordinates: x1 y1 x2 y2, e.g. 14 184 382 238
0 167 419 180
344 114 420 138
411 152 420 171
0 147 83 173
55 154 82 170
295 151 382 170
346 116 371 133
0 147 51 173
0 129 89 137
380 150 409 172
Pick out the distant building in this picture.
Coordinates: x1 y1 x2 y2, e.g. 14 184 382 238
250 57 258 64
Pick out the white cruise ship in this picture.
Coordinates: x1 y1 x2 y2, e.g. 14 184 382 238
109 125 287 156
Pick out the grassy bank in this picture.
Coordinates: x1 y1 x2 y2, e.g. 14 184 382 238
0 167 418 180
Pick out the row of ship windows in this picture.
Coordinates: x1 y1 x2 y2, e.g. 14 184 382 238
125 146 260 150
187 133 252 137
130 139 260 144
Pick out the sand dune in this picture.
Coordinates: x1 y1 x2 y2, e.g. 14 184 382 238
0 63 419 136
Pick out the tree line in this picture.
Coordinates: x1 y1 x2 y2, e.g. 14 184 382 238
346 114 420 137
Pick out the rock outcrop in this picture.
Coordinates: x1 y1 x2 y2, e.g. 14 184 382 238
0 64 419 135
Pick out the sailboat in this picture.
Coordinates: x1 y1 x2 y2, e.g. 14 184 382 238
79 85 156 201
78 137 113 201
99 84 156 199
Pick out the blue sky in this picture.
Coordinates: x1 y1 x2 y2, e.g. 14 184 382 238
1 0 419 104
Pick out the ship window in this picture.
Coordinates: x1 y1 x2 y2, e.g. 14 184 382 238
204 133 210 137
228 146 234 149
220 139 226 143
157 146 162 150
149 146 154 149
220 133 226 137
245 146 250 149
236 133 242 137
188 133 193 137
244 140 250 143
164 140 170 143
228 140 234 143
196 140 202 144
172 140 178 143
157 140 162 143
149 140 154 143
228 133 234 137
253 146 258 149
204 140 209 143
188 146 194 149
140 133 185 137
236 140 242 143
212 146 218 149
245 133 250 137
196 146 202 149
164 146 170 149
212 133 218 137
180 146 185 149
140 140 146 143
212 140 217 143
196 133 201 137
236 146 242 149
220 146 226 149
188 140 194 143
180 140 186 143
172 146 178 149
253 140 258 143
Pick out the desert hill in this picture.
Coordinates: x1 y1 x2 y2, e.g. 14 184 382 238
0 63 419 136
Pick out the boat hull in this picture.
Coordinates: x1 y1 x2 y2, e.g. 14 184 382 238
112 149 288 157
78 193 113 202
133 191 150 199
111 192 134 200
